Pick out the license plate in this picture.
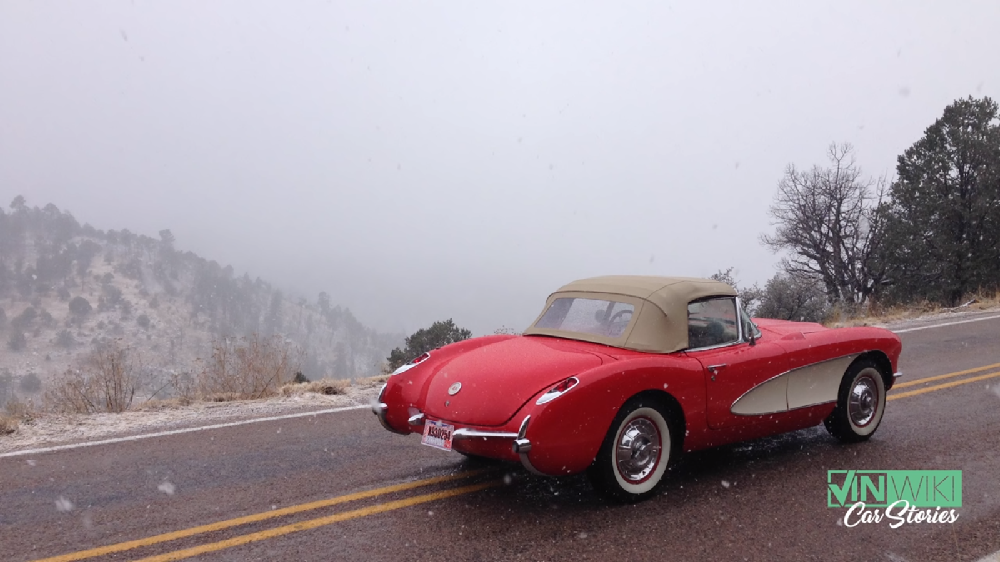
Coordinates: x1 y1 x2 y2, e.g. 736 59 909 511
420 420 454 451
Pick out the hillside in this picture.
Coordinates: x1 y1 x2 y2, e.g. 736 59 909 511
0 197 402 405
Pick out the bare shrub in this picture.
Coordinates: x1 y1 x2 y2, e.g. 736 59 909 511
169 371 196 405
44 369 98 414
44 340 142 414
280 378 350 397
197 334 302 400
89 340 141 412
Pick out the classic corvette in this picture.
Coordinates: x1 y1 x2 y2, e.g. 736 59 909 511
373 276 902 501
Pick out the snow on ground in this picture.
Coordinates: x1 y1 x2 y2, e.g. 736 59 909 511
0 384 381 454
873 305 1000 331
5 306 999 455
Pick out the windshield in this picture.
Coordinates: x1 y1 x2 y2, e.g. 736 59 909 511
534 297 635 338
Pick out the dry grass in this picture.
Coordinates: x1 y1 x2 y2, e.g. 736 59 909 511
354 374 389 388
280 378 351 397
824 290 1000 328
133 398 186 411
204 392 243 403
0 415 17 435
1 396 37 436
197 334 302 400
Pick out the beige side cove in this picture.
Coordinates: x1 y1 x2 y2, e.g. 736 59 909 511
730 355 858 415
523 275 736 354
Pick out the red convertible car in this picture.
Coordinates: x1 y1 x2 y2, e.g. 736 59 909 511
373 276 902 501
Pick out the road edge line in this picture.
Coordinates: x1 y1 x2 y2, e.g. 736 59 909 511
0 404 370 459
975 549 1000 562
891 313 1000 334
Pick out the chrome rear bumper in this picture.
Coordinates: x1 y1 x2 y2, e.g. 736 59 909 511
375 397 542 475
453 428 517 440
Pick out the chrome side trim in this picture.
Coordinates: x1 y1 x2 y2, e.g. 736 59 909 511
786 399 837 412
452 429 518 440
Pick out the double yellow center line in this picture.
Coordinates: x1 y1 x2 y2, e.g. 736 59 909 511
35 362 998 562
33 470 498 562
888 361 1000 401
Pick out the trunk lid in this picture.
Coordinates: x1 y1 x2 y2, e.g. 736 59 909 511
422 336 605 426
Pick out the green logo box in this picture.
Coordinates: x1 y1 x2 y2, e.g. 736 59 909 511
827 470 962 508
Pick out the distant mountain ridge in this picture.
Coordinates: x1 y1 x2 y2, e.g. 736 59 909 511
0 196 402 402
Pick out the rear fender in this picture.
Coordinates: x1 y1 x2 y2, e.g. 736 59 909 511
523 356 706 475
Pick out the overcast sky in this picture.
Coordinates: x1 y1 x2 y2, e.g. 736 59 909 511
2 1 998 336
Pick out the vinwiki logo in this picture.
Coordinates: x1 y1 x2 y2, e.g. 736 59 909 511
827 470 962 528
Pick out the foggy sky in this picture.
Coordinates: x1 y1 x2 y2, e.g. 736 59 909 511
2 1 999 336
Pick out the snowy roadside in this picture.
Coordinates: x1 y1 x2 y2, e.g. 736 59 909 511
835 303 1000 331
6 307 999 455
873 306 1000 332
0 384 382 454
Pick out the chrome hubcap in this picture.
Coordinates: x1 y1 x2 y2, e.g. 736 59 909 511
849 374 879 427
615 417 661 482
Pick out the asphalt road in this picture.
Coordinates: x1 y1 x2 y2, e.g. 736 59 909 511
2 313 999 562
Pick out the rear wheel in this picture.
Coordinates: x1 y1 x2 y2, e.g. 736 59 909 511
824 359 887 442
588 397 676 502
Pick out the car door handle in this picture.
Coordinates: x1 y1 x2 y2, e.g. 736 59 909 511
707 364 727 381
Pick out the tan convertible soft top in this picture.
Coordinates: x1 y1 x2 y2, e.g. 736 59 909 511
523 275 736 353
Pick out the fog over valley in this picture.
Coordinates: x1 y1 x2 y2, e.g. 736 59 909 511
2 1 999 338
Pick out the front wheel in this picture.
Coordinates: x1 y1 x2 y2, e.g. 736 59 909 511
588 398 676 502
824 359 887 442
